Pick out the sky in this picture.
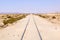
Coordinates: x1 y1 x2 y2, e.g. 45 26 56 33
0 0 60 13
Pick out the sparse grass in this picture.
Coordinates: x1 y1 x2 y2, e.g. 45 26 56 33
3 17 17 25
36 13 60 24
0 14 29 28
52 16 56 19
2 14 28 25
38 14 50 18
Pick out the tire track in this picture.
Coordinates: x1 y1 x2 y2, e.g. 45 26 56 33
33 16 42 40
20 15 42 40
20 18 30 40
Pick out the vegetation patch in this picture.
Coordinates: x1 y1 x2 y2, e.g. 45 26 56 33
0 14 29 28
3 14 28 25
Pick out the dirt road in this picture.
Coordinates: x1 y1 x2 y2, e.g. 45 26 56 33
0 14 60 40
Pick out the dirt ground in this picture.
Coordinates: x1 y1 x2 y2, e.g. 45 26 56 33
0 14 60 40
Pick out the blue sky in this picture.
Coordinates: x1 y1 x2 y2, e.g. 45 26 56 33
0 0 60 13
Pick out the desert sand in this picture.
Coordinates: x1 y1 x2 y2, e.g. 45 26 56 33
0 14 60 40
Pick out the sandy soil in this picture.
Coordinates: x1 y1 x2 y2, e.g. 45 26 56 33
33 15 60 40
37 13 60 25
0 14 60 40
0 15 30 40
